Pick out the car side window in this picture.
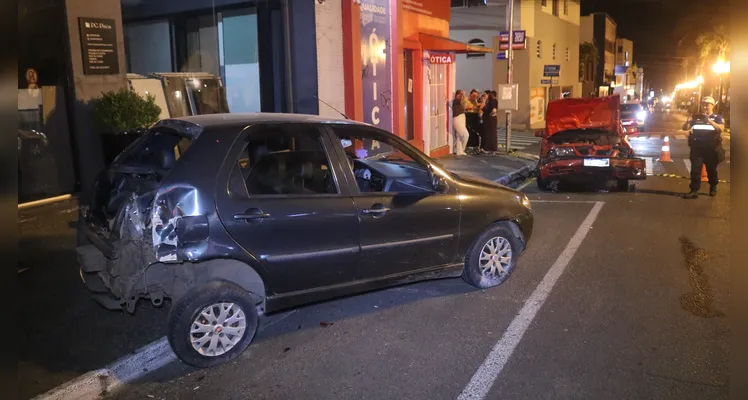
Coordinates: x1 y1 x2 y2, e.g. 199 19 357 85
328 124 435 194
229 124 338 197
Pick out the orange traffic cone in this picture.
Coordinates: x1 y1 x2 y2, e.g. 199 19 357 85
659 136 673 163
700 165 708 182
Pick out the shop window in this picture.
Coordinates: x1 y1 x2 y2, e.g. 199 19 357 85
124 20 172 74
467 39 487 58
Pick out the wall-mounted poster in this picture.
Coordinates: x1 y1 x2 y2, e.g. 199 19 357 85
360 0 393 134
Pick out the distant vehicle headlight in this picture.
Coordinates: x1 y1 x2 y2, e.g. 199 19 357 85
636 111 647 121
548 147 575 158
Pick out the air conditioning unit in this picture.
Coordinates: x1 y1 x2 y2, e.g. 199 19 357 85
451 0 487 8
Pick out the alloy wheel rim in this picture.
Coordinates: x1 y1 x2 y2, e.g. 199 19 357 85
479 236 512 278
190 302 247 357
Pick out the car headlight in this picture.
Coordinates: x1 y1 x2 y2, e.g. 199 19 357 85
548 147 575 158
636 111 647 121
521 194 531 210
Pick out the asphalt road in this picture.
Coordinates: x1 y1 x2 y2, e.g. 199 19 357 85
106 111 729 399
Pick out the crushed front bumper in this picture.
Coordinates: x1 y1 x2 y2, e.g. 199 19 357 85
539 157 647 181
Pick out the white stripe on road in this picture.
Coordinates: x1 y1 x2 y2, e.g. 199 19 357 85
675 135 687 140
684 159 692 173
458 201 605 400
645 157 654 175
516 178 535 191
650 135 660 140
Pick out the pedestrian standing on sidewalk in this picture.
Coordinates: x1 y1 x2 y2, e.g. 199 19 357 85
465 89 482 153
481 90 498 152
452 90 469 156
682 96 726 198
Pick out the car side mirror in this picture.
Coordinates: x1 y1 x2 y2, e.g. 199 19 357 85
534 129 545 138
429 167 449 194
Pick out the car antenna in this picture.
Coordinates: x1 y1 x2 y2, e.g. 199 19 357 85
313 94 350 120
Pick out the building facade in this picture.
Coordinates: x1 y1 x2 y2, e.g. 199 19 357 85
450 0 582 129
613 37 637 100
581 12 616 97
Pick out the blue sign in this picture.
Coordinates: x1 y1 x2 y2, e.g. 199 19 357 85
543 65 561 77
496 51 507 60
360 0 393 133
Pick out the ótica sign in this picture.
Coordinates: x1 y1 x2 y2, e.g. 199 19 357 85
430 54 453 64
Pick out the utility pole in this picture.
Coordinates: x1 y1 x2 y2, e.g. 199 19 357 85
504 0 514 153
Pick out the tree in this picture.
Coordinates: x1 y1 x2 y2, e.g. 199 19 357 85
579 41 598 81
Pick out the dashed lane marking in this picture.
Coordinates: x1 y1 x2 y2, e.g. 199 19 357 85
458 202 605 400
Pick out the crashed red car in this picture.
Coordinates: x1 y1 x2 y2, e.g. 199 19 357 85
534 95 646 191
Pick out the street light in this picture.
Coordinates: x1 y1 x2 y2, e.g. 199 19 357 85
712 60 730 112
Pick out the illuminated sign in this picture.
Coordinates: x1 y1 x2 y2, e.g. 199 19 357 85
429 54 453 64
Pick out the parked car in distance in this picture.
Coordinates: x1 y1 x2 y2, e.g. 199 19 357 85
77 113 534 368
620 102 648 133
534 95 647 192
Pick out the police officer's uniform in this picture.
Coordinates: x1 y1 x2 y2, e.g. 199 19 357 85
685 97 725 197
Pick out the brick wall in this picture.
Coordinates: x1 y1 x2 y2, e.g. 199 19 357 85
314 0 346 118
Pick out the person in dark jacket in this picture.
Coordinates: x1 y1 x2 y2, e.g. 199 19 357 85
682 96 725 198
481 90 498 152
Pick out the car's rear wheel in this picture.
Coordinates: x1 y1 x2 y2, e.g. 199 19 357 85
167 280 259 368
462 222 521 289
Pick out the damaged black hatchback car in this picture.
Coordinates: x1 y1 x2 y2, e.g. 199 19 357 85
77 113 534 368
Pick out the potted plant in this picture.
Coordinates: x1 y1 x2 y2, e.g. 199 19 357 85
90 88 161 165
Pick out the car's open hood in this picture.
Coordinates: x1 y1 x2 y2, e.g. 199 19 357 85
545 95 621 136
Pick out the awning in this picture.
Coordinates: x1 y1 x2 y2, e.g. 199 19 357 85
404 33 492 54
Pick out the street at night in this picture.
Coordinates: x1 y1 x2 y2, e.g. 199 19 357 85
17 0 738 399
19 110 730 400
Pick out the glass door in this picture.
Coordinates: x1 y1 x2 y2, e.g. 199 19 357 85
428 63 448 151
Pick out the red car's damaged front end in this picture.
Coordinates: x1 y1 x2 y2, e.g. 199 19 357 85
535 95 647 191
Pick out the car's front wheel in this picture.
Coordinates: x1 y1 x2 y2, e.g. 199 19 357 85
167 280 259 368
462 222 521 289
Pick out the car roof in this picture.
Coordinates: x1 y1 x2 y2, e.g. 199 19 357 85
168 112 363 128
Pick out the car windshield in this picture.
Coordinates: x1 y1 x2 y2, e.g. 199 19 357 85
620 104 642 113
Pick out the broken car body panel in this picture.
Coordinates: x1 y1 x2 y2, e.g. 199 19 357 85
538 95 647 183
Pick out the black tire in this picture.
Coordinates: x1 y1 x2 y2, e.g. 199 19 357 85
462 222 522 289
167 280 259 368
617 179 630 192
536 176 549 191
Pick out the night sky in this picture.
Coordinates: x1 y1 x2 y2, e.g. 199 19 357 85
580 0 728 91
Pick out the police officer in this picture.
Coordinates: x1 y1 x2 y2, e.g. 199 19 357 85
682 96 725 198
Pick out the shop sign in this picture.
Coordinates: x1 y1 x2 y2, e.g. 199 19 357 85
360 0 393 133
78 17 119 75
429 54 453 64
402 0 450 21
543 65 561 77
499 30 526 50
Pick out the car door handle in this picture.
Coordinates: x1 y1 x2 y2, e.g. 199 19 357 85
233 209 270 221
361 207 391 215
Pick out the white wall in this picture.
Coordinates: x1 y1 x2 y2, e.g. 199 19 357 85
450 29 495 93
315 0 346 118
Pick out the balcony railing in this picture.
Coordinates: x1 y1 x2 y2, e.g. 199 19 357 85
451 0 488 8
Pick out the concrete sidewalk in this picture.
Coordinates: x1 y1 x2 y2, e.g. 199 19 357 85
437 152 538 187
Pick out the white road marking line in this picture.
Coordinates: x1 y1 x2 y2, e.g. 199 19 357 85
645 157 654 175
675 135 687 140
529 200 599 203
650 135 661 140
458 201 605 400
516 178 535 191
684 159 692 173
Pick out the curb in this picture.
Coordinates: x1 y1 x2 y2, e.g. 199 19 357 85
494 161 536 186
32 337 176 400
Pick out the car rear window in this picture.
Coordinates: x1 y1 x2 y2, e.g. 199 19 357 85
118 129 192 172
